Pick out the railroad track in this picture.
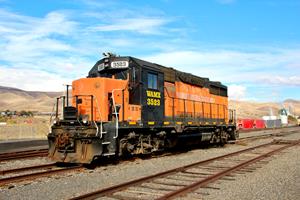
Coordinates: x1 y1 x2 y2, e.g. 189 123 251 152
70 139 300 200
237 129 300 143
0 163 83 186
0 149 48 162
0 128 298 189
238 125 297 133
1 127 297 163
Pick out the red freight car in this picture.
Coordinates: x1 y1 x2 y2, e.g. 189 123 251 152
238 119 254 129
254 119 266 129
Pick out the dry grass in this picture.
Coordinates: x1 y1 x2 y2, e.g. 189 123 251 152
0 116 49 140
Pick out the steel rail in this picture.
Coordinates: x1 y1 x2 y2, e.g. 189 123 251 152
157 140 300 199
70 141 292 200
0 149 46 158
0 165 83 186
238 129 299 142
0 149 48 162
0 163 56 176
238 125 297 133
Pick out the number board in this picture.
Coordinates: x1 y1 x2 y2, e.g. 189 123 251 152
111 61 129 69
146 90 161 106
97 63 105 71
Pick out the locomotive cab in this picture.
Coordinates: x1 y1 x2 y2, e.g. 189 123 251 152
48 55 165 163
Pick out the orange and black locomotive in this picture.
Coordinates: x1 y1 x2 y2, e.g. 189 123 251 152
48 54 238 164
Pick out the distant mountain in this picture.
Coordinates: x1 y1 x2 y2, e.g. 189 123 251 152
0 85 299 118
284 99 300 104
0 86 61 98
0 86 62 112
229 100 300 119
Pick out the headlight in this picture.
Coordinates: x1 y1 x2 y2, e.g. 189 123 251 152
82 115 89 124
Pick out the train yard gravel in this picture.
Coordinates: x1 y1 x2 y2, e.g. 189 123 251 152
0 127 299 200
201 140 300 199
0 157 51 171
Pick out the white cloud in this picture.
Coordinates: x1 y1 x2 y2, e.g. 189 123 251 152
0 9 94 90
0 10 77 64
228 84 246 100
92 17 171 35
0 66 72 91
0 10 76 37
259 76 300 86
0 7 175 66
0 3 299 102
144 50 300 69
143 49 300 85
0 7 177 91
285 62 300 69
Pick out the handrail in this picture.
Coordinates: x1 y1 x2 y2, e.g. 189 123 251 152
94 96 104 138
49 95 67 134
73 94 104 138
48 102 57 134
53 93 105 138
111 89 124 139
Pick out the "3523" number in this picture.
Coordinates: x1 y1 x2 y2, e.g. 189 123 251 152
147 98 160 106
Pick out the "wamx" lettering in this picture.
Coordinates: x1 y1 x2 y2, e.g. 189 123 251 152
146 90 161 98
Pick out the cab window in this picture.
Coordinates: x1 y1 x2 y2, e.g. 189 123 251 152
148 73 158 89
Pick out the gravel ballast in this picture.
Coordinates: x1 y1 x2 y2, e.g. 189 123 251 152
200 144 300 200
0 127 299 200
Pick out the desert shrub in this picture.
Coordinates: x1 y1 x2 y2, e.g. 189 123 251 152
288 115 297 124
19 110 33 117
0 116 6 122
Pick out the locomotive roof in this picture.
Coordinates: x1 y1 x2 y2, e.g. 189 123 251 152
129 56 227 90
89 56 227 91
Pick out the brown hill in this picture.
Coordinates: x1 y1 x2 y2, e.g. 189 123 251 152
229 100 300 119
0 86 299 118
0 86 62 112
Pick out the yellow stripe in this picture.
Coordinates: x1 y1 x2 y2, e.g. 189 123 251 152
213 122 216 125
176 122 183 125
205 122 209 125
148 121 155 125
129 121 137 125
188 122 193 125
164 122 170 125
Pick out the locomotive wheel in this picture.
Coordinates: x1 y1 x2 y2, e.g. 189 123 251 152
231 129 239 140
220 131 228 146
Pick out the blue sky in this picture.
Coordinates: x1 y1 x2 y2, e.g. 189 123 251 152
0 0 299 102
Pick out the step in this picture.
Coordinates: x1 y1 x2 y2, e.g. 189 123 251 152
102 152 115 156
102 141 111 145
